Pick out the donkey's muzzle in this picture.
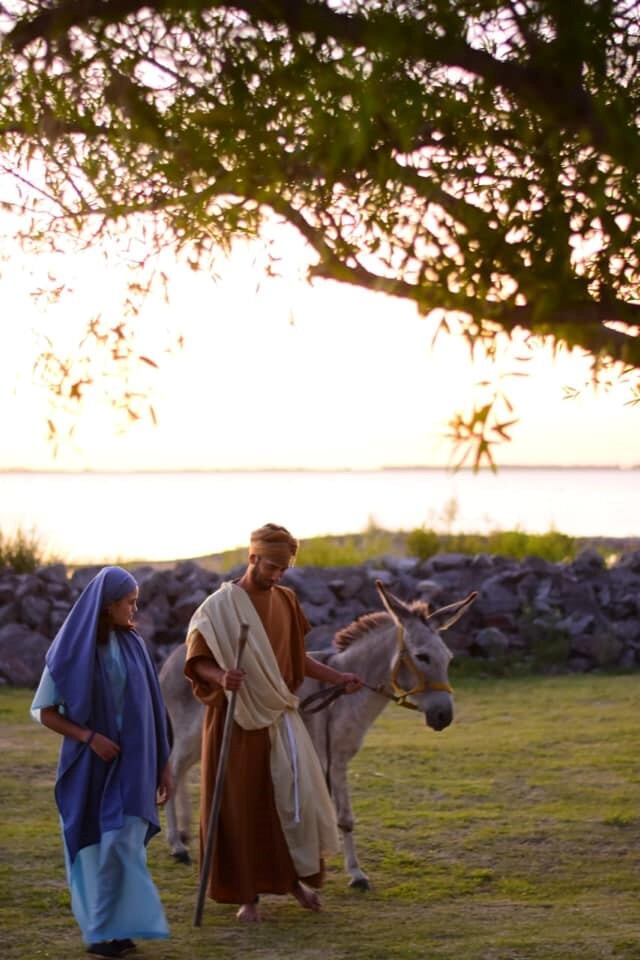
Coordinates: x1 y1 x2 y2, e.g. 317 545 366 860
425 701 453 731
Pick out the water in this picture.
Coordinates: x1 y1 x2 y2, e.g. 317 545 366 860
0 468 638 564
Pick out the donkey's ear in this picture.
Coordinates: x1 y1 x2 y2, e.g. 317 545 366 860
375 580 411 622
427 592 478 631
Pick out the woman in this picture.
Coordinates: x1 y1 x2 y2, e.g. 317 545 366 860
31 566 172 958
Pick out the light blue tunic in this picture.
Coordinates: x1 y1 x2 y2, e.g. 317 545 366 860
31 634 169 944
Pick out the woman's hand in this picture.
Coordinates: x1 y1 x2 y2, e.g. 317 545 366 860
87 731 120 762
156 762 173 806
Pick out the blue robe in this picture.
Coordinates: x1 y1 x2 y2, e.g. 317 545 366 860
32 629 170 944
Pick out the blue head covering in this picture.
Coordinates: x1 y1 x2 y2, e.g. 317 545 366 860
47 566 137 724
46 566 171 862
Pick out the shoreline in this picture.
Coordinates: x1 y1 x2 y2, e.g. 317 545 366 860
3 464 639 476
114 533 640 573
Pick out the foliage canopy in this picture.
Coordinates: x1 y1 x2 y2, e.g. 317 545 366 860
1 0 639 461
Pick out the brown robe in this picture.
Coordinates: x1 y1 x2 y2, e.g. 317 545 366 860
184 582 321 904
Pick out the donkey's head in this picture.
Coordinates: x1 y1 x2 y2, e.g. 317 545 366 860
375 580 476 732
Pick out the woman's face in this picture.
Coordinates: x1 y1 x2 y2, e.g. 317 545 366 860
105 588 139 628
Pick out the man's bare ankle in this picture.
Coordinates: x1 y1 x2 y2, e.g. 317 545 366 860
292 881 321 912
236 902 261 923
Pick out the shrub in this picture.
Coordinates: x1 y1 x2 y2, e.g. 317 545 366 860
406 527 440 560
486 529 576 562
406 527 577 563
0 527 44 573
297 529 396 567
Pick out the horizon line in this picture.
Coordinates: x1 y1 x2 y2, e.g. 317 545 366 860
1 463 638 475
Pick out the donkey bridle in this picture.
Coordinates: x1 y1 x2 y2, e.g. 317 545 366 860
390 622 453 706
300 623 453 715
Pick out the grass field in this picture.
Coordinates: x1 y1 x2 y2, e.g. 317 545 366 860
2 675 639 960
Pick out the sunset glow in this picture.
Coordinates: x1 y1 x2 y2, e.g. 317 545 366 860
1 233 639 473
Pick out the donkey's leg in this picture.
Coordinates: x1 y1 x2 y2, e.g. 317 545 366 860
166 757 191 863
165 783 186 863
329 747 370 891
166 734 200 864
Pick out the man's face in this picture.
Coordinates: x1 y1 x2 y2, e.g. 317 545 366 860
249 556 288 590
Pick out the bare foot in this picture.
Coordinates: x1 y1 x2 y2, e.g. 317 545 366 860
236 902 261 923
292 881 321 912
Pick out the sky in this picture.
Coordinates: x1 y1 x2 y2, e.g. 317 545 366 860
1 228 640 472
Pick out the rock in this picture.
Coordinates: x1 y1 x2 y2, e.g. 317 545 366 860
617 550 640 574
415 579 444 604
618 647 639 669
172 590 208 627
366 568 394 585
15 574 45 600
0 601 20 628
49 602 70 634
611 619 640 645
134 609 157 646
556 612 596 637
130 564 156 584
429 553 471 572
330 570 367 601
0 581 16 605
301 601 335 628
470 626 510 658
283 568 334 606
570 629 623 665
44 581 72 601
137 569 168 604
141 592 171 627
609 594 640 619
381 556 418 576
19 595 51 633
305 625 335 651
0 623 50 686
469 553 494 571
174 561 202 580
571 548 605 576
475 576 522 617
36 563 68 583
70 566 102 592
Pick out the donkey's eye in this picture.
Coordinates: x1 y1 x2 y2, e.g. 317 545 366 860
416 653 431 664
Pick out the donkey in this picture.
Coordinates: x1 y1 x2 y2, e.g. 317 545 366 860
159 580 476 890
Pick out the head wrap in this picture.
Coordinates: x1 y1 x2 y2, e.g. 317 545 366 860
250 523 298 567
46 565 137 724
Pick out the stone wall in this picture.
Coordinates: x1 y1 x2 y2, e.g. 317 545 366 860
1 549 639 686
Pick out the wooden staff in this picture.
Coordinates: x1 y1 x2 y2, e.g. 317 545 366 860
193 621 249 927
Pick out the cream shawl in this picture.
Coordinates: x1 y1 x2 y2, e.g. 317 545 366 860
187 581 340 877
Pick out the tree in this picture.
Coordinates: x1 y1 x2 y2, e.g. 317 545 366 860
1 0 639 465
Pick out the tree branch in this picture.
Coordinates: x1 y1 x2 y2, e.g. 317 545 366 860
273 195 640 366
6 0 637 167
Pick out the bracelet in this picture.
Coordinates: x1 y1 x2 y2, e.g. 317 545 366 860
86 730 96 746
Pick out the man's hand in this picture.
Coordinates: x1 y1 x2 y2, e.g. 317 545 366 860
340 672 363 694
220 668 246 691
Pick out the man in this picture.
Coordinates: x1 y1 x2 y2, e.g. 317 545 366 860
184 523 362 923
